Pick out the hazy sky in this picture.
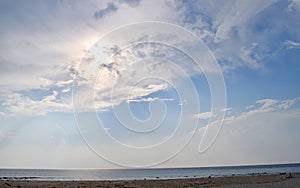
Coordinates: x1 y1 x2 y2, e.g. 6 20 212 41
0 0 300 168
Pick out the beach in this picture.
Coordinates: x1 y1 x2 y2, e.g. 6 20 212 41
0 173 299 188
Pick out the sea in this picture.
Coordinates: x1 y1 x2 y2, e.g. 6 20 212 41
0 163 300 181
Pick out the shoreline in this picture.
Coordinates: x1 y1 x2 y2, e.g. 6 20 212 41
0 173 299 188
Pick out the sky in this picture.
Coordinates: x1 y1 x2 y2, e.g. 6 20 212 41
0 0 300 168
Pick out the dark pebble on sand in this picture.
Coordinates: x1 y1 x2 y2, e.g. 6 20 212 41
5 182 11 187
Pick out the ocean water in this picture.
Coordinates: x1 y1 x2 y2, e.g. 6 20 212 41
0 163 300 181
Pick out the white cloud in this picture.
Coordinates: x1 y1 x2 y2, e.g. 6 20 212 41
198 97 299 135
256 98 278 109
126 97 174 103
0 2 127 113
240 43 261 69
213 0 277 42
195 96 300 155
178 99 187 106
182 105 300 167
245 104 255 110
171 0 300 73
94 2 119 19
2 91 72 116
0 0 179 115
193 111 215 120
287 0 300 12
74 37 207 111
284 40 300 49
277 98 298 109
62 88 71 93
220 97 299 124
55 80 73 87
220 107 232 112
1 0 299 116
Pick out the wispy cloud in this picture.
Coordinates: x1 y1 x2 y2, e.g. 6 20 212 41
55 80 73 87
217 97 299 124
94 2 118 19
193 112 215 120
287 0 300 13
197 97 300 153
93 0 142 20
284 40 300 49
220 108 232 112
198 97 299 135
120 0 141 7
172 0 300 72
240 43 261 69
1 0 299 118
2 91 72 116
75 40 206 112
126 97 174 103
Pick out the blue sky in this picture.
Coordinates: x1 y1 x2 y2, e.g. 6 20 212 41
0 0 300 168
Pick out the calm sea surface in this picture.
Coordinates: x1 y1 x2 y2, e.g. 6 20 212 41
0 163 300 181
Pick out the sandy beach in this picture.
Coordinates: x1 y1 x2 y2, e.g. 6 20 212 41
0 173 299 188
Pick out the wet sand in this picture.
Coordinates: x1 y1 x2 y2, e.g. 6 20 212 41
0 173 299 188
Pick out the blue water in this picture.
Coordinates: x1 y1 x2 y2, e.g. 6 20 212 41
0 163 300 181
